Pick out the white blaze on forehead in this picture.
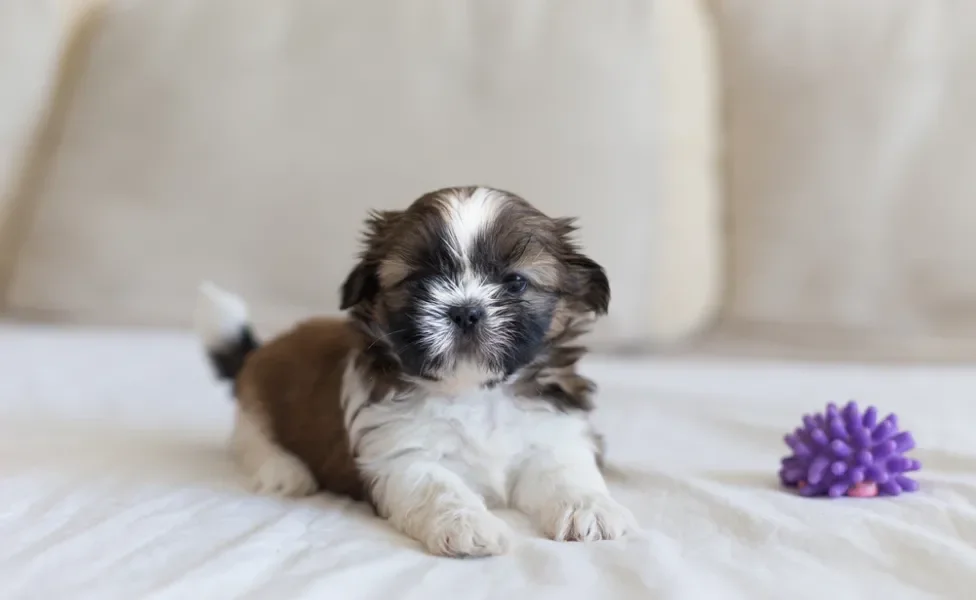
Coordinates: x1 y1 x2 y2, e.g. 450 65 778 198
428 275 494 308
439 187 503 263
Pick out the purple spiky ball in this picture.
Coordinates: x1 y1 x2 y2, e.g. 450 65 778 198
779 401 921 498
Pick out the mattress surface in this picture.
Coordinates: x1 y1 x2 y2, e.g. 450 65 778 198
1 324 974 600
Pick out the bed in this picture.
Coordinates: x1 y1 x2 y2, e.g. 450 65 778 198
1 323 974 600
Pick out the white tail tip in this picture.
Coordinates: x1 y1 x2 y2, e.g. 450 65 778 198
194 281 249 349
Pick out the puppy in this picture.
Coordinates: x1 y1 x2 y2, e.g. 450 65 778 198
194 186 636 557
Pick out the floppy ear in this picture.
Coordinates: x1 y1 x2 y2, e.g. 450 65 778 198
340 261 379 310
568 254 610 315
338 209 402 310
554 217 610 315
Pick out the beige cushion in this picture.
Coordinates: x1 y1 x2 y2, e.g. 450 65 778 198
0 0 73 285
709 0 976 360
4 0 721 349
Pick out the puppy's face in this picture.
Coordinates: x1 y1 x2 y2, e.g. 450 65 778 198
340 187 609 387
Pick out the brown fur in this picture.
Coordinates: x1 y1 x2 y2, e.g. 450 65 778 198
235 318 368 500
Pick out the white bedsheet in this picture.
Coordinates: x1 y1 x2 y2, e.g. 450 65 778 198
1 324 975 600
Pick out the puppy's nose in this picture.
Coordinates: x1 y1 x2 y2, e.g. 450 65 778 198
447 305 485 332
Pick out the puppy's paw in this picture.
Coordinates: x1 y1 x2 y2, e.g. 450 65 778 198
541 493 635 542
251 454 317 497
422 509 512 558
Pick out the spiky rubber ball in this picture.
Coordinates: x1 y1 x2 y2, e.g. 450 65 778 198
780 401 921 498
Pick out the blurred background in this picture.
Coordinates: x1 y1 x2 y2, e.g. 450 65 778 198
2 0 975 363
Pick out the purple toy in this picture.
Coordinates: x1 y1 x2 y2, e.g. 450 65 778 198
779 401 921 498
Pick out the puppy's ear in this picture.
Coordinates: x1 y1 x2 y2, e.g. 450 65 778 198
568 254 610 315
339 210 402 310
340 261 379 310
555 217 611 315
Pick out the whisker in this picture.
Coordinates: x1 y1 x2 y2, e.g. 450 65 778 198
365 328 409 352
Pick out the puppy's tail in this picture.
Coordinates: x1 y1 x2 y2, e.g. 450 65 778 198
193 281 259 382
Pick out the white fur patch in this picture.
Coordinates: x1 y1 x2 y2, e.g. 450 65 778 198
342 355 634 556
424 361 496 396
193 281 249 349
538 493 636 542
229 410 318 497
440 187 503 263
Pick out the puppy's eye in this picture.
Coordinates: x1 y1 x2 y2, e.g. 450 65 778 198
502 274 528 296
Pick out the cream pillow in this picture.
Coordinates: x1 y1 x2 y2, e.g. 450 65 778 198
0 0 82 289
708 0 976 360
5 0 721 350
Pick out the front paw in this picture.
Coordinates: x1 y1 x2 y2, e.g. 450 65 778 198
541 493 635 542
421 509 512 558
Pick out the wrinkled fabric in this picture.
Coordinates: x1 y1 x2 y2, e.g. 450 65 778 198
1 325 972 599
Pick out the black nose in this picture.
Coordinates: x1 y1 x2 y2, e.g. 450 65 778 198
447 305 485 332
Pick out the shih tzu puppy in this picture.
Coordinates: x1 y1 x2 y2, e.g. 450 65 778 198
194 186 636 557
